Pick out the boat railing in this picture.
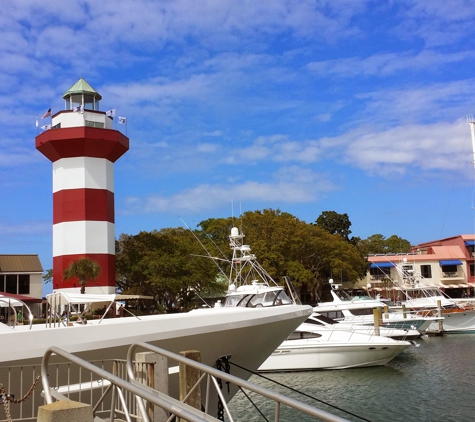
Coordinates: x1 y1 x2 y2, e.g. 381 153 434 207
38 342 351 422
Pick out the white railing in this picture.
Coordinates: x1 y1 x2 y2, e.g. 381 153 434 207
42 343 349 422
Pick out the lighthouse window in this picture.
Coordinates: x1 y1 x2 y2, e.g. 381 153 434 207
85 120 104 128
71 94 82 110
84 95 94 110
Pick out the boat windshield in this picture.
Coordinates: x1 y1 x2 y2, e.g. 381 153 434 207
224 290 292 307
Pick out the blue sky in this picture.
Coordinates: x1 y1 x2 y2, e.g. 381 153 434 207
2 1 475 295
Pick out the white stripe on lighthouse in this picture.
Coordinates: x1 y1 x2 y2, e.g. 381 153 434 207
53 157 114 192
53 221 116 257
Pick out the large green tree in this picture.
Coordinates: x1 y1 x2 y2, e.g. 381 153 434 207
200 209 368 303
115 228 225 312
62 258 102 294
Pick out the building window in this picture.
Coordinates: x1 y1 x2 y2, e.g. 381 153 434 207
18 275 30 294
421 265 432 279
5 275 17 294
369 267 391 277
442 265 457 274
0 274 4 292
470 263 475 277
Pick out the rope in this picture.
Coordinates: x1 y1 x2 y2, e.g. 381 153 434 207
228 361 371 422
0 375 42 422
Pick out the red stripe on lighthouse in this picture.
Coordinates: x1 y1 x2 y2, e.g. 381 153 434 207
53 254 116 290
54 189 115 224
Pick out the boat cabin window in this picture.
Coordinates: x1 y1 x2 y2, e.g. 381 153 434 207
224 294 252 307
287 331 322 340
319 311 344 320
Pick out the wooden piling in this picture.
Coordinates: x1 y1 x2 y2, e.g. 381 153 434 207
373 308 381 336
179 350 201 422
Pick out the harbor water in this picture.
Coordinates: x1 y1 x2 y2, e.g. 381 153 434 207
228 334 475 422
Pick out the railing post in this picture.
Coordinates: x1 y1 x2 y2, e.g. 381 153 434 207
179 350 201 422
38 400 93 422
135 351 169 422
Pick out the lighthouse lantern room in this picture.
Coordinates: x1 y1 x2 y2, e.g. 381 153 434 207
36 78 129 294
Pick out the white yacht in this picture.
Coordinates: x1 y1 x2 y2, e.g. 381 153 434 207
313 283 440 333
258 316 412 371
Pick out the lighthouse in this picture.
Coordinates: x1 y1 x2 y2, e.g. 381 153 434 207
36 78 129 293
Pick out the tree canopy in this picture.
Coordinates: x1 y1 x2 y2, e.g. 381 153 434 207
115 228 225 312
115 209 411 308
357 234 412 256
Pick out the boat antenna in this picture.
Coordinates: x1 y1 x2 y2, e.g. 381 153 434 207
179 217 228 278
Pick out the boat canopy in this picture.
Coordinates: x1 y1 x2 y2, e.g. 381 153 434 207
46 292 116 305
369 262 395 268
439 260 463 266
0 295 24 308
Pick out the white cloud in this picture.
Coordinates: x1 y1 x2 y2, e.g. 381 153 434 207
306 50 475 78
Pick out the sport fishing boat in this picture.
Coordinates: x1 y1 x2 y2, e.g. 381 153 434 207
387 257 475 334
313 282 440 333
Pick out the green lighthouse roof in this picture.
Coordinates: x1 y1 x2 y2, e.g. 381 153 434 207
62 78 102 100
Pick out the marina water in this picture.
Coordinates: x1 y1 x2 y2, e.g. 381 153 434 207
228 334 475 422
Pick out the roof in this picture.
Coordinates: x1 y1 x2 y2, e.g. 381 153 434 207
367 245 466 263
0 292 43 305
0 255 43 273
62 78 102 100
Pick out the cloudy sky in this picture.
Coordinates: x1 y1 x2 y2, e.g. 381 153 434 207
2 1 475 293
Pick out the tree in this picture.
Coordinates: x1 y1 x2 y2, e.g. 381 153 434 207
115 228 225 312
358 234 412 256
43 269 53 284
314 211 352 241
62 258 102 294
200 209 368 303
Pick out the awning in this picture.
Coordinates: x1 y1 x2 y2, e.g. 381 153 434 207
465 241 475 246
369 262 395 268
439 260 463 266
47 292 116 305
0 292 42 304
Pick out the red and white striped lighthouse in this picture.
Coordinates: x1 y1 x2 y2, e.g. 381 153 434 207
36 78 129 293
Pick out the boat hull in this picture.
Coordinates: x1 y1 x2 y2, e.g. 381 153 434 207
258 340 410 371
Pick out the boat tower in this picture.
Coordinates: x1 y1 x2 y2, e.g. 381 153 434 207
36 78 129 293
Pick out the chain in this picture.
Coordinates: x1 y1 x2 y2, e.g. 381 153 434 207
0 375 41 422
216 356 231 421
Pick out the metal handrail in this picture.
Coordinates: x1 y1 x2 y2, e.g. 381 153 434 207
126 341 349 422
41 346 218 422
